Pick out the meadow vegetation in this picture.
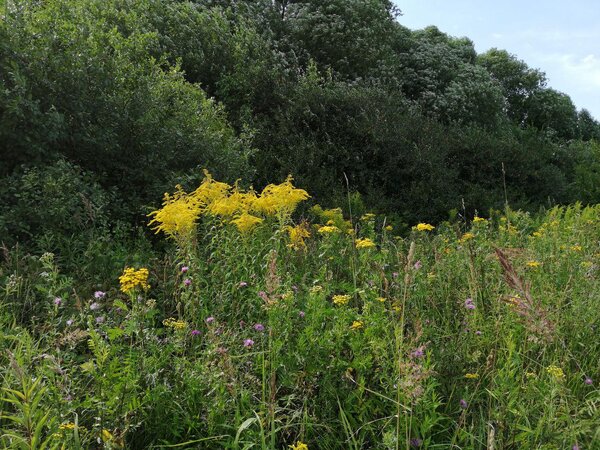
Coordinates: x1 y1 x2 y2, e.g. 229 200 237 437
1 173 598 449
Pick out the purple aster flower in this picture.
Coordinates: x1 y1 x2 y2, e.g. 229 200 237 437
66 319 73 326
464 298 476 310
475 330 482 335
459 399 468 409
54 297 62 306
298 311 305 318
95 316 105 324
183 278 192 287
254 323 265 332
258 291 269 301
238 281 248 288
205 316 215 324
190 329 201 336
584 376 593 385
572 445 580 450
243 339 254 348
94 291 106 299
392 272 399 279
413 260 422 270
181 266 189 273
90 302 100 311
409 438 422 448
410 346 425 359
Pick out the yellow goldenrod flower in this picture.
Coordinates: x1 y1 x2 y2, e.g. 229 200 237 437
148 186 202 240
473 216 486 223
570 245 583 252
526 260 541 268
385 225 393 231
286 223 311 251
289 440 308 450
355 238 376 249
361 213 375 221
332 294 351 306
525 371 537 379
253 175 309 217
59 423 77 431
546 365 565 380
464 373 479 379
376 296 386 303
350 320 364 330
230 212 263 234
413 223 435 232
119 267 150 294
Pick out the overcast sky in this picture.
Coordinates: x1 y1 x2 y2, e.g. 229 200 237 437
394 0 600 119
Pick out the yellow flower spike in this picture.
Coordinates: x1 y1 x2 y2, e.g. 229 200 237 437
570 245 583 252
286 222 311 251
464 373 479 379
384 225 393 231
526 260 541 268
230 212 263 234
376 296 386 303
413 223 435 232
473 216 486 223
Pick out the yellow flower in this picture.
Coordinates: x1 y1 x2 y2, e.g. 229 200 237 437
101 429 114 443
459 232 475 243
570 245 583 252
350 320 364 330
59 423 77 431
385 225 393 231
289 441 308 450
361 213 375 221
317 225 341 234
148 186 202 240
526 260 541 268
286 223 311 251
355 238 376 249
546 365 565 380
119 267 150 294
253 175 310 218
332 294 351 306
376 296 386 303
473 216 486 223
413 223 435 232
464 373 479 379
525 371 537 379
163 318 188 330
230 212 263 234
310 285 323 295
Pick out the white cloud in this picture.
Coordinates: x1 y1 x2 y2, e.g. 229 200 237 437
551 54 600 90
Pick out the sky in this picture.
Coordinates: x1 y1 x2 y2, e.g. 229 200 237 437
394 0 600 119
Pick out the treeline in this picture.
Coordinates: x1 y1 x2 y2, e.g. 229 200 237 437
2 0 600 248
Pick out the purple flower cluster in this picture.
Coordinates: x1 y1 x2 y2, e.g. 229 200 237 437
464 298 476 310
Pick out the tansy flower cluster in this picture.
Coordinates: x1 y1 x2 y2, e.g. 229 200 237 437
413 223 435 232
355 238 376 249
163 318 188 330
546 365 565 380
119 267 150 293
332 294 351 306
